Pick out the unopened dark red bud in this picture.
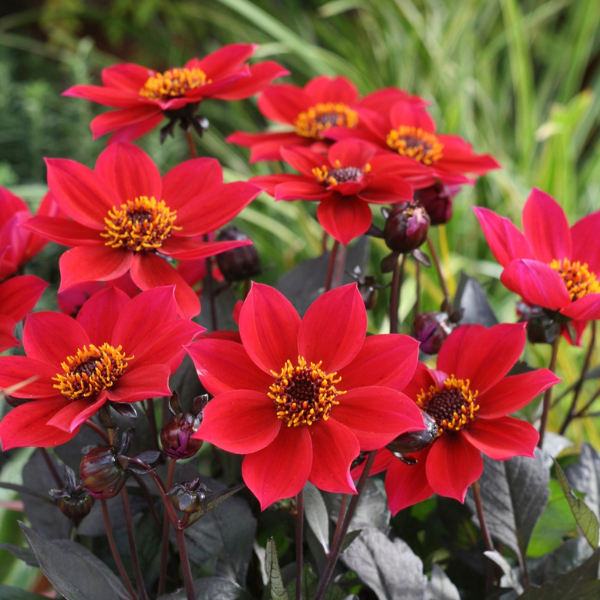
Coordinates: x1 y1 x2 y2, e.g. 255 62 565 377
80 446 129 499
414 311 456 354
215 227 261 281
383 201 430 254
168 478 210 514
387 411 438 454
415 182 462 226
49 466 93 525
161 412 204 459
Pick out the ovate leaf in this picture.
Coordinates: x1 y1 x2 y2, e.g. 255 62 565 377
424 564 461 600
303 481 329 554
265 537 289 600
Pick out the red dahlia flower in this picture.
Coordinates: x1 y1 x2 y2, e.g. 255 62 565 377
185 283 424 509
0 286 203 450
24 143 260 319
328 100 500 187
0 188 58 280
359 323 559 514
63 44 288 143
0 275 48 353
227 75 425 162
251 139 420 245
474 189 600 328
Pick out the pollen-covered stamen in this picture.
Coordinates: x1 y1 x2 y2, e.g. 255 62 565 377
268 356 346 427
139 67 210 101
549 258 600 301
386 126 444 165
53 343 131 402
416 375 479 436
102 196 182 253
295 103 359 139
313 160 371 186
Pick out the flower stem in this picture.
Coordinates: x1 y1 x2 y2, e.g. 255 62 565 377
83 420 110 442
389 254 405 334
145 399 159 451
559 322 596 435
121 488 149 600
158 459 177 598
101 498 139 600
185 130 198 159
332 244 347 290
324 241 340 292
295 490 304 600
426 236 450 310
538 335 560 448
330 493 348 556
40 448 62 487
174 526 196 600
313 451 376 600
472 480 497 592
413 261 421 330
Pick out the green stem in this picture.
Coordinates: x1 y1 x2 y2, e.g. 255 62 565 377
538 335 560 448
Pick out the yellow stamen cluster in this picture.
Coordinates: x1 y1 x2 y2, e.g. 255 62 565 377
53 343 131 401
312 160 370 186
416 375 479 436
268 356 345 427
102 196 181 253
139 67 209 100
386 126 444 164
549 258 600 301
295 103 358 139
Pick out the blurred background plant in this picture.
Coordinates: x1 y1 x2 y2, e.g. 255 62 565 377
0 0 599 594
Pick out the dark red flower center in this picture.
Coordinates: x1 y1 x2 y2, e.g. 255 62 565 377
53 343 131 401
386 126 444 165
295 103 359 139
268 356 346 427
416 375 479 436
312 160 370 187
102 196 182 253
139 67 210 100
549 258 600 301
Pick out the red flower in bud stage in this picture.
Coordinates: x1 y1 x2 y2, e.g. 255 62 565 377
63 44 288 143
0 188 58 279
0 275 48 352
185 283 424 509
474 189 600 342
0 286 203 450
251 139 417 245
328 100 500 188
357 323 559 514
227 75 426 162
24 143 260 319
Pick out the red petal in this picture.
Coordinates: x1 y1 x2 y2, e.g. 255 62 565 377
436 136 500 175
308 419 358 494
164 238 253 261
328 139 376 168
23 312 89 368
22 216 100 246
0 275 48 322
305 76 359 105
257 84 309 125
360 88 426 112
96 143 162 202
101 63 152 90
0 356 58 398
571 211 600 276
0 398 76 450
239 283 301 374
213 61 289 100
438 323 527 395
338 334 419 391
473 207 534 267
402 362 440 400
332 387 424 450
62 84 139 107
58 246 133 292
316 195 373 246
45 158 115 229
560 294 600 321
185 339 272 396
0 316 18 352
350 448 395 480
478 369 560 419
250 174 301 196
463 417 538 460
106 364 171 402
298 284 366 372
522 188 571 263
280 146 327 178
357 177 413 204
107 111 165 144
76 287 131 346
390 101 436 132
426 434 483 502
385 452 434 514
242 425 312 510
129 253 200 319
501 259 571 310
162 158 223 211
197 390 281 454
90 106 162 139
275 181 330 201
47 394 107 433
198 43 257 78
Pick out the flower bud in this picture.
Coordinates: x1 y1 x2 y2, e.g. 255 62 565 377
414 311 455 354
160 393 208 460
49 466 93 525
517 301 560 345
383 201 430 254
348 266 381 310
215 227 261 281
414 182 462 226
168 479 210 514
80 445 129 499
386 411 438 454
